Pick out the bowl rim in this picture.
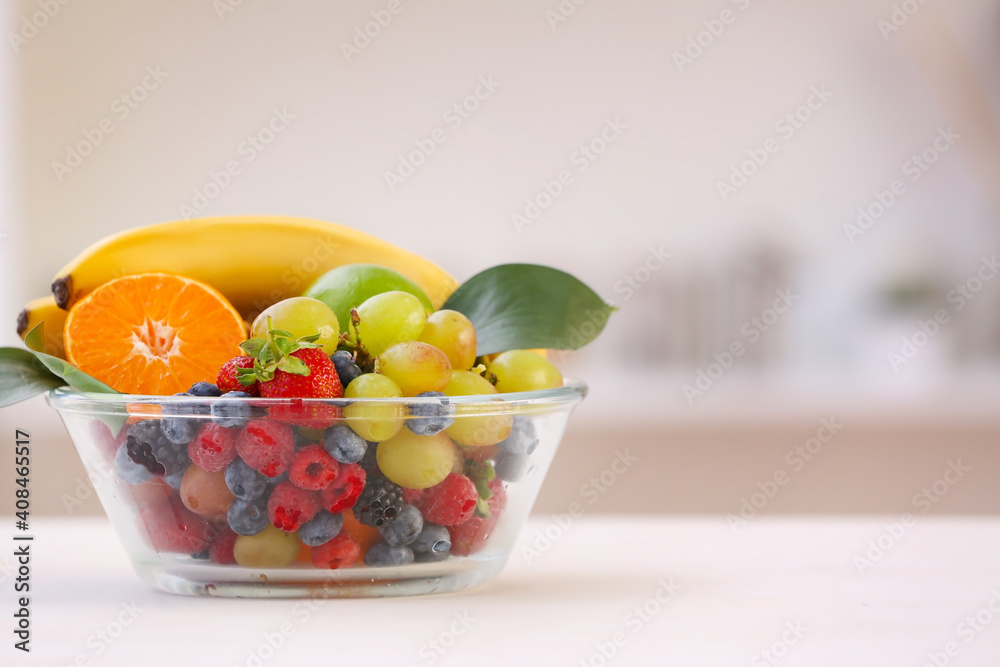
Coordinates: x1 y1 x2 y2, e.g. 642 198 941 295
46 378 588 413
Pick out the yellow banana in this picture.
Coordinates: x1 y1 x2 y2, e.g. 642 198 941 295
16 295 67 358
51 216 459 318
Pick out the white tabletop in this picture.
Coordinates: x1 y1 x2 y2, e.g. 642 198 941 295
8 516 1000 666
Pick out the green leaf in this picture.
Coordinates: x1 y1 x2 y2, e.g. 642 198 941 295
277 356 310 376
0 348 63 408
269 329 295 339
442 264 615 355
22 323 119 395
240 338 267 357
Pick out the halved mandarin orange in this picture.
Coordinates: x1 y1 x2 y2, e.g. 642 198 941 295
64 273 247 395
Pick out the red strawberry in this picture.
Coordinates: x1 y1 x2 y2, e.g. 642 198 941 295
449 479 507 557
318 463 366 513
218 357 259 396
260 349 342 399
209 527 238 565
267 481 319 532
138 497 216 555
311 531 361 569
418 474 479 526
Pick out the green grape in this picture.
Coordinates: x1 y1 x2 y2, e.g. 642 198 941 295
377 341 451 396
443 370 512 447
487 350 563 393
233 525 300 568
354 291 426 357
343 373 405 441
376 429 455 489
179 466 234 516
251 297 340 355
418 310 477 370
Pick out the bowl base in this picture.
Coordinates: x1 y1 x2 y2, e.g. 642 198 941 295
135 556 507 598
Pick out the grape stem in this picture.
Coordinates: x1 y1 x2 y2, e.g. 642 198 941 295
338 308 375 373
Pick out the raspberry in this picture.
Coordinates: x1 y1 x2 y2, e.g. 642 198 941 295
401 487 427 506
218 356 259 396
236 420 295 478
353 473 403 528
417 474 478 526
267 481 318 532
289 444 340 491
209 527 238 565
126 419 191 476
318 463 366 513
138 498 216 555
188 423 238 472
449 479 507 557
268 399 342 430
311 531 361 569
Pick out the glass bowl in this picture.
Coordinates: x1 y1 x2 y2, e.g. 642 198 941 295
46 381 585 598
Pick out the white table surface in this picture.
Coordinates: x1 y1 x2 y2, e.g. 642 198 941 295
7 516 1000 666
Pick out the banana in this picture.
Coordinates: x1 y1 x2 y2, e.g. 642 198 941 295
16 295 67 358
51 216 459 318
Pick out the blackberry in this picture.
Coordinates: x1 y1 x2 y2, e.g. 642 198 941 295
353 473 403 528
126 420 190 476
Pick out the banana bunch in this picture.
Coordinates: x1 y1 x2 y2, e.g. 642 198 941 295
18 216 458 359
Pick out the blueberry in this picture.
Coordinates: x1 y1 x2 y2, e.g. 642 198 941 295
113 444 153 485
497 415 538 454
211 391 253 428
191 549 210 560
164 468 187 491
224 458 268 500
378 504 423 547
323 424 367 464
267 468 290 487
495 450 531 482
411 523 451 562
364 541 415 567
227 498 269 536
160 418 195 445
331 350 362 387
406 392 456 436
188 382 222 397
299 510 344 547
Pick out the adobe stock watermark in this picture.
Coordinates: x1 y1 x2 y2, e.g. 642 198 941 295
716 85 832 202
234 596 332 667
751 621 808 667
59 601 143 667
878 0 934 41
843 126 959 244
853 459 969 575
520 449 638 565
672 0 754 73
405 612 476 667
887 254 998 372
213 0 255 22
511 117 627 234
682 287 800 403
51 65 169 182
8 0 71 53
340 0 417 62
545 0 593 31
179 107 294 218
384 75 501 192
920 589 1000 667
578 579 679 667
727 417 844 531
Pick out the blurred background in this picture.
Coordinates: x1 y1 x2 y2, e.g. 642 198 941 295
1 0 999 517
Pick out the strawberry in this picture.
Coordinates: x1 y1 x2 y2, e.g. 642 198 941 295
138 497 216 555
218 357 259 396
259 348 341 399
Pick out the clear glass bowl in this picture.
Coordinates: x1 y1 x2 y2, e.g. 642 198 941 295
47 381 585 598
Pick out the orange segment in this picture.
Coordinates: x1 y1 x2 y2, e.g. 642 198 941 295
64 273 247 395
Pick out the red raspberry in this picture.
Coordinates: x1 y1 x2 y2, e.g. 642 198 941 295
260 349 342 399
311 531 361 569
218 356 259 396
401 487 427 506
318 463 366 513
419 473 478 526
188 423 238 472
289 444 340 491
449 479 507 557
268 399 342 430
461 445 498 463
267 481 318 532
209 527 238 565
235 420 294 478
138 497 216 555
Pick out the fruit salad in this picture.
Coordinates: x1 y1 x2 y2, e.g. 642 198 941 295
1 216 610 581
